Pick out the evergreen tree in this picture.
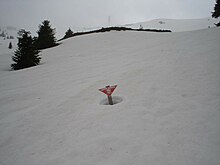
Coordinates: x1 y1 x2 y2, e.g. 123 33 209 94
212 0 220 26
63 28 74 39
11 29 41 70
0 31 6 37
8 42 12 49
36 20 57 50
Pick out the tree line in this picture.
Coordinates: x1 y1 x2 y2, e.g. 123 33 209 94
11 20 58 70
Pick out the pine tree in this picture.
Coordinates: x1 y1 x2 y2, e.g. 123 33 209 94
0 31 6 37
63 28 74 39
212 0 220 26
36 20 57 50
11 29 41 70
8 42 12 49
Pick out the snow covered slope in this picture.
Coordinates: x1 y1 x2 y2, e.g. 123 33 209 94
125 18 219 32
0 26 220 165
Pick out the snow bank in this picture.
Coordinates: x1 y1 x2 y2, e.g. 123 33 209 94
0 26 220 165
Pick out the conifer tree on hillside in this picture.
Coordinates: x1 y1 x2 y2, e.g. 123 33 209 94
8 42 12 49
63 28 74 39
11 29 41 70
212 0 220 26
0 31 6 37
36 20 57 50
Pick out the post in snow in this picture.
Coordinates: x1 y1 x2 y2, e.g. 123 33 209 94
99 85 117 105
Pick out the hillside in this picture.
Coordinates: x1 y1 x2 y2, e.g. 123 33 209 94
0 23 220 165
125 17 220 32
0 26 17 39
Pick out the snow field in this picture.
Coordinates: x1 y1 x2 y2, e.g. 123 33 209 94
0 24 220 164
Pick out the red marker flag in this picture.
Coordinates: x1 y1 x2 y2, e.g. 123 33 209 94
99 85 117 96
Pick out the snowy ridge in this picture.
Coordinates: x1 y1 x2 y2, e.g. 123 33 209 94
125 17 220 32
0 23 220 165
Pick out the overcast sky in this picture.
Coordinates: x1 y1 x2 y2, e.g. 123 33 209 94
0 0 216 38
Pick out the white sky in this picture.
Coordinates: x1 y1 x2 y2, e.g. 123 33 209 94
0 0 216 39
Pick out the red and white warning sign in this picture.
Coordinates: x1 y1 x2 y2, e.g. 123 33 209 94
99 85 117 96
